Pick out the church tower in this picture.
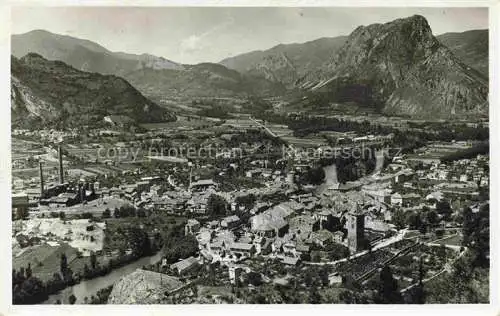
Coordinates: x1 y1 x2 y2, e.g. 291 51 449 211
346 202 365 253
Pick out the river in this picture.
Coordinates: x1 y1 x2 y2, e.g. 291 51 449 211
316 163 338 194
43 251 164 304
315 148 385 195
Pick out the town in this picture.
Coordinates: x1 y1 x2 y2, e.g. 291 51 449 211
11 112 490 304
9 6 491 307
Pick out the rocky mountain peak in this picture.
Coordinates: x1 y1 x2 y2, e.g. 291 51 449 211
301 15 488 119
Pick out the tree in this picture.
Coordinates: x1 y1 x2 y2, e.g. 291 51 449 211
26 263 32 279
206 194 227 216
410 257 426 304
407 212 422 230
391 208 406 229
13 276 46 304
303 167 326 185
129 227 151 257
319 267 329 286
137 208 147 217
59 211 66 220
376 266 402 304
90 251 97 270
462 204 489 267
16 208 29 220
426 210 439 227
60 253 68 275
308 286 321 304
436 201 452 221
246 272 263 286
69 294 77 304
102 208 111 219
83 263 90 278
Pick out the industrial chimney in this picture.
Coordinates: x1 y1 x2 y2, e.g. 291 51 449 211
39 161 44 198
58 145 64 184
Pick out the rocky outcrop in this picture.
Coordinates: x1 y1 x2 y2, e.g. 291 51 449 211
299 15 488 119
221 36 347 87
107 269 184 304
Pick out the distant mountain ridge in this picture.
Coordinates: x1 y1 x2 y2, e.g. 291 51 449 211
220 36 348 87
436 29 489 77
11 22 489 120
12 29 283 99
11 53 176 129
123 62 286 99
11 30 183 76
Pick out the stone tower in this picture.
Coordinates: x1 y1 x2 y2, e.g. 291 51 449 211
346 203 365 253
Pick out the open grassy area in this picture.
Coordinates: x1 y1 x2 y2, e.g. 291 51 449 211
13 242 79 282
140 116 219 131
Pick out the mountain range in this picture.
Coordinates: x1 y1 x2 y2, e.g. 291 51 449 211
295 15 488 118
12 30 182 76
220 36 348 87
12 30 285 100
11 16 489 122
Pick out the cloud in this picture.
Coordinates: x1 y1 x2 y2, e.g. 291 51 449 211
180 34 202 53
179 14 235 57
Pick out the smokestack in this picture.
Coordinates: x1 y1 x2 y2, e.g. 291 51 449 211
39 161 44 198
58 145 64 184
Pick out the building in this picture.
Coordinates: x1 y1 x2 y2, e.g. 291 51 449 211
328 272 343 286
190 179 216 192
332 231 344 243
310 230 335 247
282 256 301 266
314 209 341 232
365 189 392 204
12 193 29 217
251 215 288 238
221 215 240 229
391 193 403 206
289 215 320 240
401 193 421 207
346 205 365 253
229 243 256 257
392 192 421 207
135 181 151 194
40 192 79 207
229 265 243 284
103 115 134 127
245 169 262 178
170 256 199 275
282 243 297 256
185 219 201 235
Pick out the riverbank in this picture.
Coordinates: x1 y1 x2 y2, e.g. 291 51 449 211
43 250 164 304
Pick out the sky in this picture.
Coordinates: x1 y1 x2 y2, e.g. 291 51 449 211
11 7 488 64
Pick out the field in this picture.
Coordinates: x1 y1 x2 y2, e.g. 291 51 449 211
13 242 79 282
140 116 220 131
13 240 127 283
